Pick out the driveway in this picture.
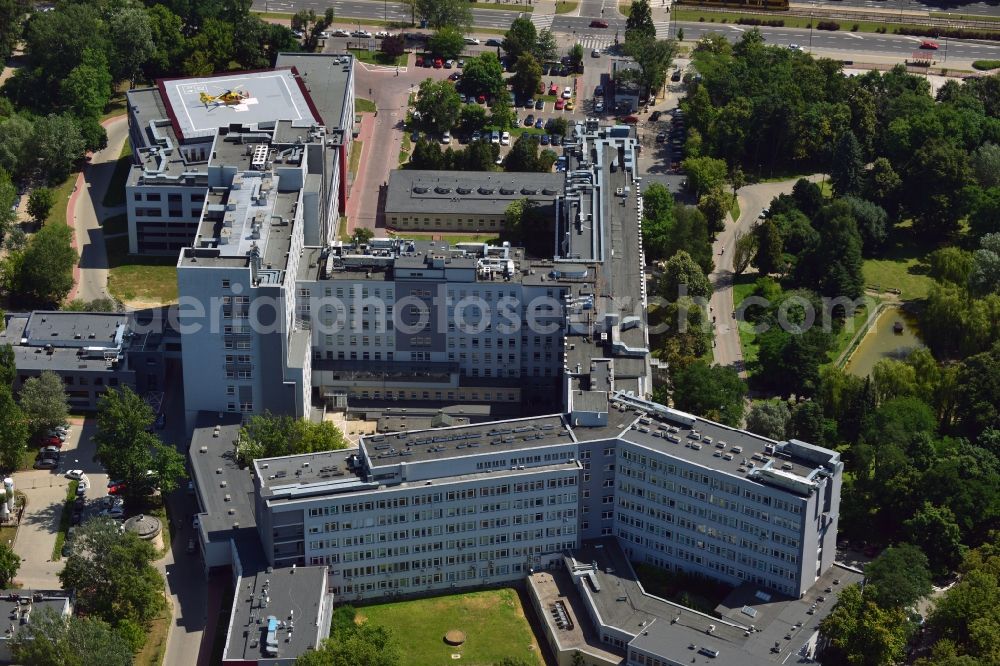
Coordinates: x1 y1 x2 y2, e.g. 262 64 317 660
67 115 130 304
709 176 823 375
13 418 108 589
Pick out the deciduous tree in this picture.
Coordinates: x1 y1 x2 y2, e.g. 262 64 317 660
415 0 471 29
0 388 28 473
11 607 133 666
502 17 537 60
745 400 790 441
818 583 910 666
14 221 77 306
511 53 542 100
864 543 933 609
461 52 505 99
904 502 966 576
532 29 558 64
659 250 711 302
27 187 55 225
428 26 465 60
18 371 68 435
415 78 463 134
669 361 746 426
236 412 347 464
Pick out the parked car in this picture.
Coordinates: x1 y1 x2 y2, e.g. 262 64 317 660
37 436 62 448
788 43 803 51
464 37 480 45
45 429 68 441
551 134 562 146
332 29 350 37
441 131 451 144
565 100 574 111
471 130 482 142
592 49 601 58
491 130 500 144
534 118 544 129
40 446 61 457
477 94 487 104
433 58 443 68
535 99 544 110
594 100 604 113
650 111 661 122
500 131 511 146
485 38 503 47
555 99 565 110
540 134 550 145
549 83 559 96
374 30 390 38
524 114 535 127
562 86 572 99
33 458 57 470
108 483 127 495
656 132 666 143
65 469 85 480
671 70 682 82
444 60 454 69
100 506 125 519
523 98 535 109
449 72 461 81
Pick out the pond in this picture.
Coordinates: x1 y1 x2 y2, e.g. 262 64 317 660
845 305 925 377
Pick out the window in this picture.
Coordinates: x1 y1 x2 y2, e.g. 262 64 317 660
222 279 231 289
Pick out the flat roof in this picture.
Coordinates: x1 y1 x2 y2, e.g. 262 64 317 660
275 53 354 129
188 412 258 540
159 69 319 142
0 590 71 643
225 565 331 661
362 413 573 467
19 310 128 347
528 569 624 661
384 170 564 216
0 313 136 375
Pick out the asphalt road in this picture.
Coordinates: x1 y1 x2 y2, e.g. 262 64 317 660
255 0 525 29
793 0 1000 18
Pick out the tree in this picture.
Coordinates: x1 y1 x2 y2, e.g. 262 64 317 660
381 34 405 58
970 142 1000 188
236 412 347 465
502 17 537 60
0 388 28 473
415 0 471 30
12 221 77 306
756 327 831 396
351 228 374 245
568 43 584 69
625 0 656 40
0 168 16 245
818 583 910 666
841 196 888 257
904 502 966 576
787 401 832 445
415 78 463 135
10 607 133 666
461 52 505 99
18 371 68 435
623 33 677 96
183 17 235 74
968 186 1000 238
969 233 1000 297
681 156 728 198
659 250 711 302
954 342 1000 437
58 518 165 626
546 116 569 138
143 4 186 80
865 156 901 213
864 543 933 609
670 361 746 426
428 26 465 60
27 187 55 225
796 201 864 300
489 92 516 130
60 48 113 119
409 138 444 170
0 0 26 63
107 6 155 87
0 541 18 587
94 387 186 504
751 219 784 276
830 131 865 197
503 134 540 172
297 606 399 666
532 29 557 64
698 188 729 234
745 400 790 441
0 345 15 388
732 229 756 275
25 114 86 185
511 53 542 100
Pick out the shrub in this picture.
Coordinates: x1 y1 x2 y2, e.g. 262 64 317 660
816 21 840 31
972 59 1000 70
851 23 859 31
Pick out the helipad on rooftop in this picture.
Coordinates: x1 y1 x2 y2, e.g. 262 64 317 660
157 69 320 142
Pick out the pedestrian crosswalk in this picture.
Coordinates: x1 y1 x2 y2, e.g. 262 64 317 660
574 34 617 51
530 14 554 31
654 20 671 39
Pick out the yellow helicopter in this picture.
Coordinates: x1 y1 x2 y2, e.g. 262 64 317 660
199 89 249 107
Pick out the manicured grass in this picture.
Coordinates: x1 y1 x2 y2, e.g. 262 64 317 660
102 213 128 236
930 11 1000 22
51 480 78 561
470 1 534 11
732 275 760 366
46 173 79 228
861 225 934 301
338 216 349 241
555 1 579 14
355 98 377 113
620 3 632 16
135 600 172 666
349 48 407 67
106 236 179 306
972 59 1000 70
102 142 133 209
356 588 543 666
399 132 413 165
728 193 740 222
672 8 928 35
349 139 364 181
101 95 128 121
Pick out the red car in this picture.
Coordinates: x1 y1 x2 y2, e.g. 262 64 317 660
919 40 940 50
433 58 443 68
37 436 63 448
549 83 559 96
477 94 487 104
415 56 424 66
622 115 640 124
590 19 608 28
555 98 565 110
108 483 126 495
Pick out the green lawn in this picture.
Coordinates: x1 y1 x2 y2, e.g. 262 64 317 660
930 11 1000 21
620 2 632 16
729 193 740 221
399 132 413 166
349 139 364 181
861 225 934 301
732 275 760 365
101 138 133 208
973 59 1000 70
555 1 579 14
349 48 407 67
356 588 543 666
671 8 934 35
355 98 377 113
46 173 79 228
105 235 179 306
135 601 172 666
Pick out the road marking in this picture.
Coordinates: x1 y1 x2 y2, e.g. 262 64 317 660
845 32 864 39
728 25 745 32
531 14 555 30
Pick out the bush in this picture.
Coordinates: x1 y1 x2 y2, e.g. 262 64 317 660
736 17 785 27
896 25 1000 40
972 59 1000 70
851 23 859 31
816 21 840 31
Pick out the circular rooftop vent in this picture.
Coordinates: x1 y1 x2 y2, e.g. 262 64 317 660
435 186 451 194
499 187 515 195
456 187 472 195
412 186 428 194
478 187 494 195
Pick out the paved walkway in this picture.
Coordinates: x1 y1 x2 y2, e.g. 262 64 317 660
709 176 823 376
66 114 129 304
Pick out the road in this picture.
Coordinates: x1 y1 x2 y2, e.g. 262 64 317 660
67 115 129 304
790 0 1000 18
708 177 823 375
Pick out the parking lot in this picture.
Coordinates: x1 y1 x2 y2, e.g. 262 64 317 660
12 418 110 588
